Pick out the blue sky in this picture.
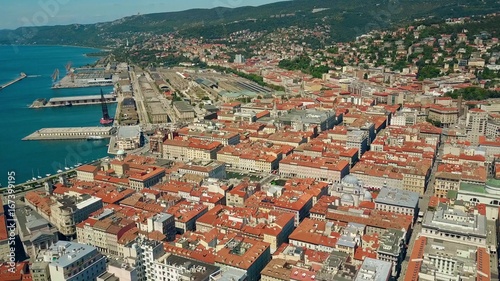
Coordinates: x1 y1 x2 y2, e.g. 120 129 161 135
1 0 284 30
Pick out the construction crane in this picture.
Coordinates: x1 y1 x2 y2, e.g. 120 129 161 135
65 61 72 73
51 69 60 83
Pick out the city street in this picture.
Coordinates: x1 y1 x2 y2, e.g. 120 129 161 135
400 137 444 276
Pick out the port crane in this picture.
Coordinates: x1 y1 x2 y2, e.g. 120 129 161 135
65 61 76 83
51 69 60 85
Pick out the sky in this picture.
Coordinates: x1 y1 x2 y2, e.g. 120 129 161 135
1 0 284 30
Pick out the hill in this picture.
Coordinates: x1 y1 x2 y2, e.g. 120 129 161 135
0 0 499 47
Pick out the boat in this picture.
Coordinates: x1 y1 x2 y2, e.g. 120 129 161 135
46 174 51 177
57 169 63 173
37 169 42 179
87 136 104 141
64 159 70 170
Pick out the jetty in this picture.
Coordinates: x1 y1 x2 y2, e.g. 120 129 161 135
23 127 117 141
29 94 116 108
0 72 27 91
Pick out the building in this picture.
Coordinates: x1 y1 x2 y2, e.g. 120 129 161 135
465 108 488 145
173 101 196 121
427 105 459 128
354 258 392 281
34 241 106 281
374 187 419 217
196 206 295 253
279 154 350 183
76 165 100 182
25 191 103 237
116 126 144 150
163 138 223 162
376 229 406 277
214 236 271 281
421 202 487 247
329 175 373 207
406 237 492 281
178 127 240 145
216 141 293 173
457 179 500 220
177 160 227 179
15 206 58 260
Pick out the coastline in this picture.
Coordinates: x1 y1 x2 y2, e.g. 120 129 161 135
0 45 114 186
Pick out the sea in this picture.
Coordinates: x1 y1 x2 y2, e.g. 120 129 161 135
0 45 116 187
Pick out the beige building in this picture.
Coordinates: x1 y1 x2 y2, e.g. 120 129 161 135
466 108 488 144
116 125 143 150
25 192 104 238
279 154 350 183
173 101 195 121
427 105 458 127
163 138 222 162
76 164 100 181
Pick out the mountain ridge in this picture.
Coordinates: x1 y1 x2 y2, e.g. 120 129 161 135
0 0 499 47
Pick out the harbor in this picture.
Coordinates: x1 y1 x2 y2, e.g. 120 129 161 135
0 72 27 90
30 94 117 108
52 67 116 89
22 126 117 141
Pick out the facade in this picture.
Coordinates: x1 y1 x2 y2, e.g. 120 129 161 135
427 105 458 127
177 160 227 179
15 206 59 260
35 241 106 281
76 165 100 182
24 193 104 238
116 126 143 150
374 187 419 217
163 138 223 162
457 179 500 220
421 202 487 247
465 109 488 144
376 229 406 277
354 258 392 281
173 101 196 121
279 154 350 183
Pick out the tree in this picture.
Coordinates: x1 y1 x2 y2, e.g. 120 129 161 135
418 65 441 80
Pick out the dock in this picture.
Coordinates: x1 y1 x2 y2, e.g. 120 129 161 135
29 94 117 108
23 127 117 141
0 72 27 91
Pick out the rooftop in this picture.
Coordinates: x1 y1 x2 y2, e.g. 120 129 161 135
374 187 419 209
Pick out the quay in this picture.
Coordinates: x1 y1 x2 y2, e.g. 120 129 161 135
0 72 27 91
29 94 116 108
23 127 117 141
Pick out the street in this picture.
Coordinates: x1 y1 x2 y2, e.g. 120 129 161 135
399 137 444 278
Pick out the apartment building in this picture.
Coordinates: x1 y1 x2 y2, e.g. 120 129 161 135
163 137 223 162
466 108 488 145
427 104 459 127
177 127 240 145
279 154 350 183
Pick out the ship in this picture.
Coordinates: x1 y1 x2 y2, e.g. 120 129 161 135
99 89 114 126
87 136 104 141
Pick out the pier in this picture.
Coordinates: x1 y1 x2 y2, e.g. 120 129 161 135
0 72 27 91
29 94 117 108
23 127 117 141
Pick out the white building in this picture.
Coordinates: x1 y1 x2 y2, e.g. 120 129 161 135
38 241 106 281
116 125 143 150
374 187 419 217
421 202 487 247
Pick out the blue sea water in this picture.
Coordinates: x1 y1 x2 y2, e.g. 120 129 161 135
0 45 116 186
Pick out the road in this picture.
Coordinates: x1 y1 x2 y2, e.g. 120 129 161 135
399 137 444 278
129 67 151 125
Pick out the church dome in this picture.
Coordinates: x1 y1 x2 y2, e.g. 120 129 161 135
364 190 373 201
342 175 360 186
341 193 355 204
